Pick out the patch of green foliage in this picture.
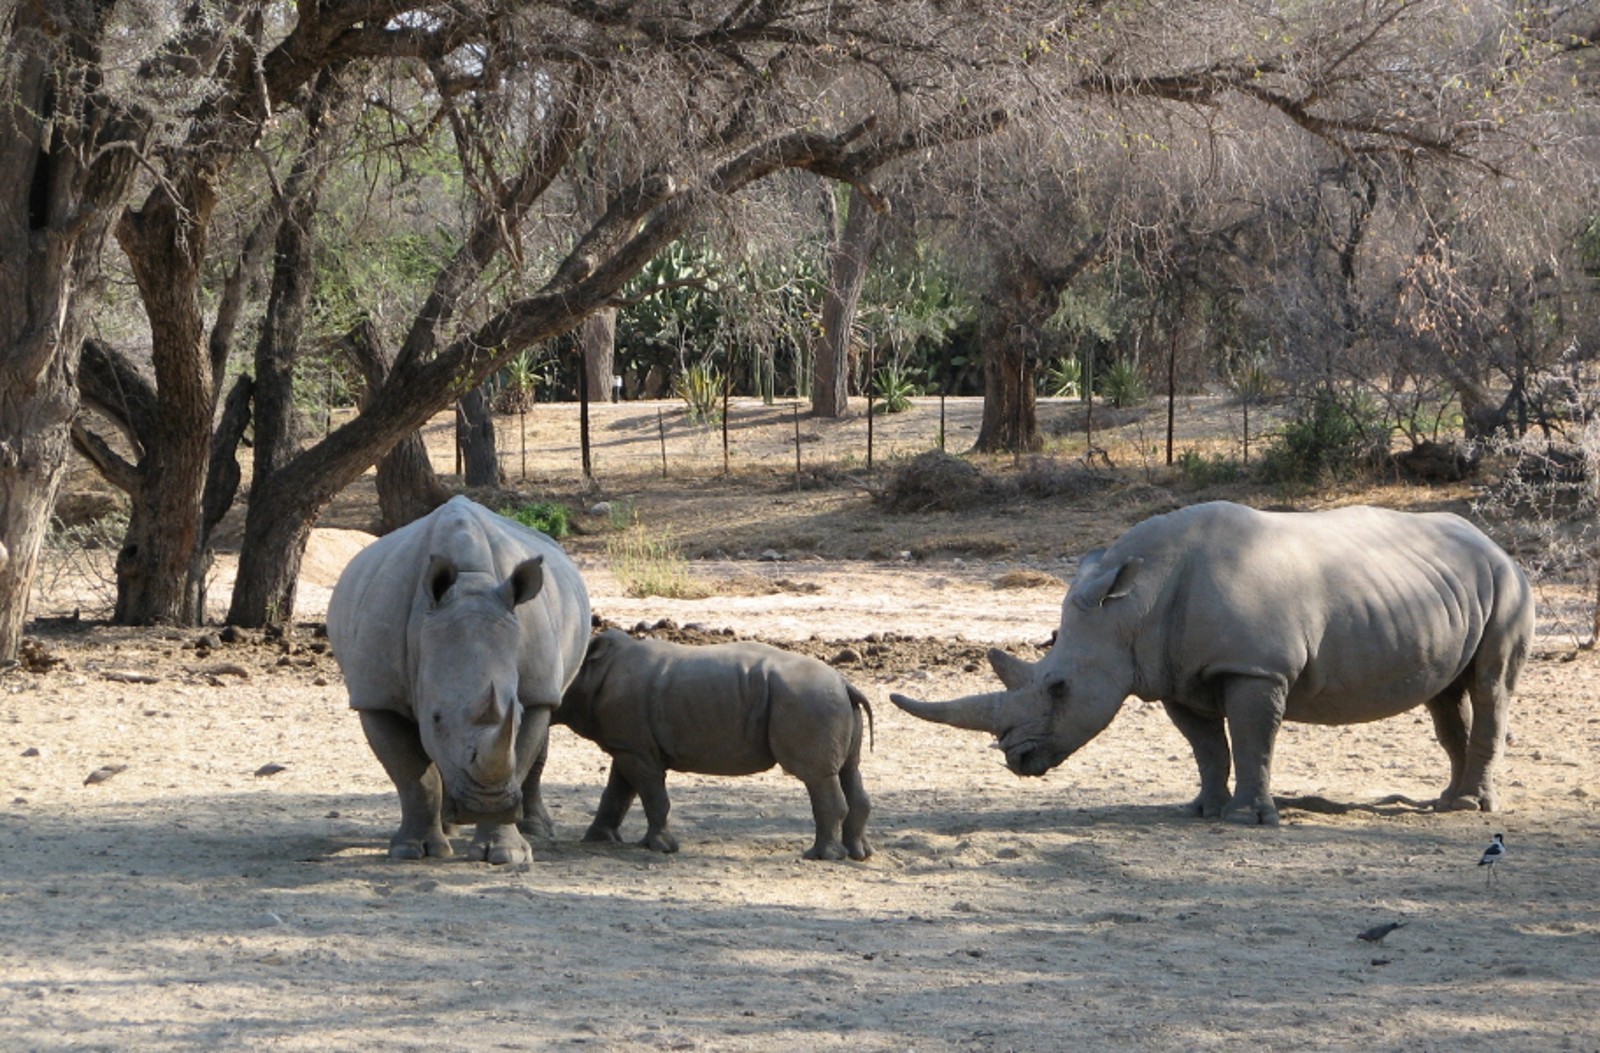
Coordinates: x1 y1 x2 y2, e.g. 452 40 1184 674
501 501 572 539
1175 449 1246 488
1260 396 1383 489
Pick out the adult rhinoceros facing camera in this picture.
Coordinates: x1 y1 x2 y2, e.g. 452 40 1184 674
892 501 1533 825
328 497 591 863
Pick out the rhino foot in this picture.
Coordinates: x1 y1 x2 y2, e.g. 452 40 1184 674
846 837 872 862
467 827 533 865
1183 793 1228 819
804 841 849 862
389 832 454 860
641 830 679 854
1223 799 1280 826
582 825 625 844
518 815 555 840
1441 792 1495 813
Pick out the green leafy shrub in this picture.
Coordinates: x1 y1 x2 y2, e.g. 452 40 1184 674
676 361 723 425
1260 397 1383 489
1044 355 1081 398
501 501 572 539
873 364 917 414
1176 449 1245 488
1100 359 1147 408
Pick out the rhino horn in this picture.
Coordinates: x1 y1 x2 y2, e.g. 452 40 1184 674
987 648 1037 690
469 686 506 727
889 689 1002 732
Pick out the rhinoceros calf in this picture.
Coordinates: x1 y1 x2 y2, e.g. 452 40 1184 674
556 629 874 860
893 501 1533 825
327 497 590 864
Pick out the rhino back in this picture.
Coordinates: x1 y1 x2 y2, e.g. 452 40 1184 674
1103 503 1529 722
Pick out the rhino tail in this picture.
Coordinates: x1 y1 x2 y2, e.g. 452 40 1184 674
845 682 875 752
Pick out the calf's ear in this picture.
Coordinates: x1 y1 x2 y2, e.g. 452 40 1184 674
498 556 545 610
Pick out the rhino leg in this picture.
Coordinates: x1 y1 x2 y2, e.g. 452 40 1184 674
516 708 556 840
466 823 533 865
359 711 454 860
582 765 637 844
1162 701 1231 819
840 762 872 861
1220 678 1285 826
801 775 850 861
1425 683 1471 807
1443 656 1514 813
610 754 677 853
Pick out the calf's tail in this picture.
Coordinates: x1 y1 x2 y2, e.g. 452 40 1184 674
846 683 875 752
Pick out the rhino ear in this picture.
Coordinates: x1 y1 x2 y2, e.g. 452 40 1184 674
1070 556 1143 610
426 556 459 607
497 556 545 610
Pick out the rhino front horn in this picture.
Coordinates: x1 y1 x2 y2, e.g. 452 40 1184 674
889 690 1001 733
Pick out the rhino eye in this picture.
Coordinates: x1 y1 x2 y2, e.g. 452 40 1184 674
431 713 443 725
1046 679 1067 702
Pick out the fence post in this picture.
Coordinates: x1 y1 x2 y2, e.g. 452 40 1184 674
866 343 875 470
793 401 803 485
658 408 669 479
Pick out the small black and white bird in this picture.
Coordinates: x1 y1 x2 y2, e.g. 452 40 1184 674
1357 921 1406 944
1478 832 1506 884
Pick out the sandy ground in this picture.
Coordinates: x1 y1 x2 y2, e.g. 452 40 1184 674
5 399 1600 1051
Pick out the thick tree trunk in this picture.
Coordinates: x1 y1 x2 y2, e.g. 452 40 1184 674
812 186 880 419
456 388 501 487
0 4 142 658
582 308 618 402
975 311 1044 453
112 189 217 625
226 468 325 630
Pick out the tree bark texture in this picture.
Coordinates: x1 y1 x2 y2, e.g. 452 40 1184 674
582 308 618 402
0 3 144 657
456 388 501 487
812 186 881 419
112 186 219 625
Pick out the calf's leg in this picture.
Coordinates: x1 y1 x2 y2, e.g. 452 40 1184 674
840 762 872 861
583 765 637 844
1220 677 1286 826
801 775 850 861
1425 681 1471 807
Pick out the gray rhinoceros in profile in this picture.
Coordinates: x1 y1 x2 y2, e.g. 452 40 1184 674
555 628 874 860
892 501 1533 825
327 496 590 864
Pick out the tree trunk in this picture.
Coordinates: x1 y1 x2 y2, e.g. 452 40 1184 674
975 311 1044 453
582 308 618 402
0 4 143 658
112 188 217 625
812 186 881 419
456 388 501 487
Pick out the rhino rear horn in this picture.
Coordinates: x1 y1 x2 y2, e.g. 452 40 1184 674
988 648 1036 689
889 690 1002 733
497 556 545 610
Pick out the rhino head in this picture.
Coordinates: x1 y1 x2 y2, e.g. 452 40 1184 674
891 554 1144 777
414 554 546 822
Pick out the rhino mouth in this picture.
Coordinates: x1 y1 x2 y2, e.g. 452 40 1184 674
999 735 1063 778
444 786 521 825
